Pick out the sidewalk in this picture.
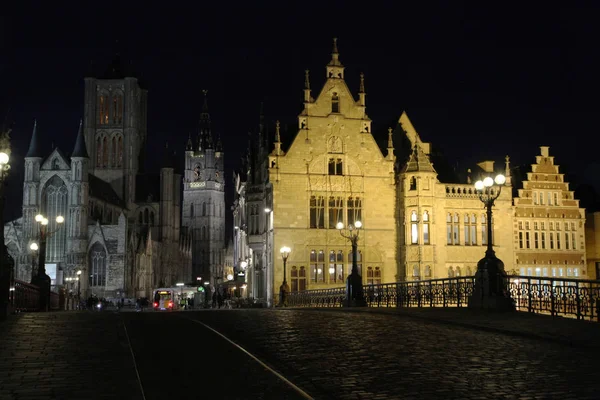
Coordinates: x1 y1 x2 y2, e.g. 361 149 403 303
296 307 600 349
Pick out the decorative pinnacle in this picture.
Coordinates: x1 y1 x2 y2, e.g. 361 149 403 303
275 120 281 143
359 72 365 93
387 127 393 148
332 37 338 54
304 70 310 90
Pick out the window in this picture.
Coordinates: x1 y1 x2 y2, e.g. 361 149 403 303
310 196 325 229
150 212 155 226
411 211 418 244
99 95 109 125
534 232 539 249
89 243 106 288
202 202 206 216
519 232 523 249
409 177 417 191
310 250 325 283
328 196 343 229
113 94 123 124
541 232 546 249
469 214 477 245
525 232 530 249
448 267 455 278
553 193 558 205
328 250 344 283
423 211 430 244
331 93 340 113
144 209 149 224
540 192 544 205
547 192 552 206
446 213 452 245
347 197 362 226
550 232 554 249
291 266 298 292
42 176 68 262
348 250 362 276
533 192 538 205
328 158 343 175
111 136 117 167
117 136 123 167
413 265 420 278
464 214 470 245
102 136 108 167
571 234 576 250
534 222 538 230
291 266 307 292
424 265 431 277
453 213 459 245
367 267 382 285
190 203 194 217
96 136 103 166
482 214 488 245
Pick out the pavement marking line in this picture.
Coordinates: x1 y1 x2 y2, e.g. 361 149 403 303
121 317 148 400
181 315 314 400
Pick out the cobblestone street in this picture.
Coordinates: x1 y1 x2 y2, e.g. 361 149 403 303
1 309 599 399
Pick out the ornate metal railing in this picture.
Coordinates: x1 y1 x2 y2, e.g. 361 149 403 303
10 279 60 312
509 275 600 321
287 276 600 322
287 277 476 309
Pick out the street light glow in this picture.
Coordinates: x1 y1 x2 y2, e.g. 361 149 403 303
240 260 248 269
280 246 291 255
56 216 64 224
483 177 494 187
336 222 344 230
35 214 43 222
0 152 8 165
354 220 362 229
41 218 49 226
475 180 484 191
494 174 506 185
175 282 185 287
227 274 234 280
76 270 82 275
30 242 39 251
264 208 271 213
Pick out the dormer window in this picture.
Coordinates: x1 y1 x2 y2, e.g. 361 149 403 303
52 159 60 170
331 93 340 113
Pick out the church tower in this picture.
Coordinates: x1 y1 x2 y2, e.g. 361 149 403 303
182 91 226 285
83 55 148 208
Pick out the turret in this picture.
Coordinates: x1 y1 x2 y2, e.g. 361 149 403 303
23 120 42 253
326 38 345 79
68 119 89 274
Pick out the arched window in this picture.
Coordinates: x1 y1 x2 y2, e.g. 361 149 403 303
455 266 462 276
42 175 68 262
117 136 123 167
96 136 103 166
423 211 430 244
424 265 431 277
99 95 109 125
331 93 340 113
409 177 417 191
150 212 155 226
367 267 374 284
412 265 420 279
102 136 108 167
190 203 194 217
202 202 206 216
144 209 149 224
291 266 299 292
111 136 117 167
112 93 123 124
448 267 455 278
411 211 418 244
52 158 60 170
89 242 107 288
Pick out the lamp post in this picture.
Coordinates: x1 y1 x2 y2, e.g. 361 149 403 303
31 213 64 311
337 220 367 307
278 246 290 307
29 242 39 282
0 127 13 320
468 173 515 310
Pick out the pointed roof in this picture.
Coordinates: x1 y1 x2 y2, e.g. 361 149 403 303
326 38 345 79
398 111 423 147
71 119 88 158
199 89 213 149
401 143 436 173
25 120 43 158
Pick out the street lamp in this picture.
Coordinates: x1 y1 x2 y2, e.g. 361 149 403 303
29 242 39 281
76 270 82 309
469 173 514 310
278 246 290 307
0 126 13 320
337 221 367 307
31 213 64 311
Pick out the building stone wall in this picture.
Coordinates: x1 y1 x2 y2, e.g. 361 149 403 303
585 212 600 280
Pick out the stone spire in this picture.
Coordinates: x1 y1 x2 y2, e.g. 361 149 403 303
505 155 512 186
326 38 345 79
271 120 283 156
71 119 88 158
198 89 213 150
386 127 394 161
186 132 193 151
26 119 42 158
304 70 312 103
359 72 366 106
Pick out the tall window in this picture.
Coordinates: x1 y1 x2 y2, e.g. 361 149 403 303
469 214 477 245
464 214 470 245
102 136 108 167
99 95 109 125
525 232 530 249
328 196 343 228
89 242 106 288
423 211 430 244
446 213 452 245
550 232 554 249
541 232 546 249
310 250 325 283
411 211 418 244
329 250 344 283
190 203 194 217
42 176 68 262
310 196 325 229
453 213 459 245
553 193 558 206
571 234 576 250
409 177 417 191
534 232 539 249
331 93 340 113
202 202 206 216
291 266 298 292
348 250 362 276
328 158 343 175
519 232 523 249
117 136 123 167
533 192 538 205
96 136 103 166
347 197 362 226
481 214 488 245
111 136 117 167
113 94 123 124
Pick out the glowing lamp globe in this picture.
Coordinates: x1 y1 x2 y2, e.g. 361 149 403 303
474 181 484 191
30 242 39 251
354 220 362 229
336 222 344 230
56 216 65 224
494 174 506 185
41 218 49 226
0 152 8 165
35 214 44 222
483 177 494 187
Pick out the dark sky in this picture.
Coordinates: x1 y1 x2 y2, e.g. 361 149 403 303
2 2 600 222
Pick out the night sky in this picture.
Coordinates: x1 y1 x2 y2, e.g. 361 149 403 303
2 2 600 222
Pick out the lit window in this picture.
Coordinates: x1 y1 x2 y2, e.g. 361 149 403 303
411 211 418 244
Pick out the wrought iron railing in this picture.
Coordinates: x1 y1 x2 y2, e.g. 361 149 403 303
287 276 600 322
10 279 60 312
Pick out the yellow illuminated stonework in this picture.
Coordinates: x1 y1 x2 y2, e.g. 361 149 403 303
513 147 587 278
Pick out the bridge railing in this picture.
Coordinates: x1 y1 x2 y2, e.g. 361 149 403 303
10 279 60 312
287 275 600 322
